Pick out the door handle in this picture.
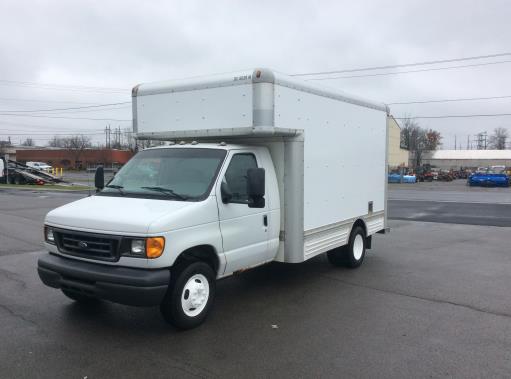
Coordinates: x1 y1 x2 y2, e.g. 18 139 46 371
263 215 268 227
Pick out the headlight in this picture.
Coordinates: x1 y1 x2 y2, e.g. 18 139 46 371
123 237 165 258
131 239 145 256
45 226 55 244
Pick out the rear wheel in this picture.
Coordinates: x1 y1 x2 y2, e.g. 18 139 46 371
160 261 216 330
327 226 366 269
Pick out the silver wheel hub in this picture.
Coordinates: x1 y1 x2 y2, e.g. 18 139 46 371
353 234 364 260
181 274 210 317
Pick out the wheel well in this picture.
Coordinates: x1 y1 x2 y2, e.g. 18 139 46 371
174 245 220 275
352 219 367 237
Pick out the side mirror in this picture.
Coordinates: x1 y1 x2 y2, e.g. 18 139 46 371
221 181 233 203
247 168 265 208
94 166 105 191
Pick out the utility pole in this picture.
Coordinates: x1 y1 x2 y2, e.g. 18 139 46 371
454 135 457 150
476 132 487 150
467 135 470 150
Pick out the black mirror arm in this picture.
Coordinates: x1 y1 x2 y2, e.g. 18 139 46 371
94 166 105 191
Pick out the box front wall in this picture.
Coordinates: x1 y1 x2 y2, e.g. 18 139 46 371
136 84 253 134
274 85 387 231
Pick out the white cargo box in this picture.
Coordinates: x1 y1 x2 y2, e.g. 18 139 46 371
133 69 389 263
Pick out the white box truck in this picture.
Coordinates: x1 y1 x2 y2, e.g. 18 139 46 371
38 68 389 329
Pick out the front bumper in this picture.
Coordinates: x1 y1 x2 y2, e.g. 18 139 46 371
37 253 170 307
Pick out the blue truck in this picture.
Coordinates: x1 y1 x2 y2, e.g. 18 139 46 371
467 172 510 187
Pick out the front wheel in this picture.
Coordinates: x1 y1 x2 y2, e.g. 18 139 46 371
327 226 366 269
160 261 216 330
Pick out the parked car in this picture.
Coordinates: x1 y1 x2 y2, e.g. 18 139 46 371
26 161 52 172
467 172 510 187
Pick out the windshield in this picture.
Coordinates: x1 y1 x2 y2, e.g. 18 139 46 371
99 148 226 201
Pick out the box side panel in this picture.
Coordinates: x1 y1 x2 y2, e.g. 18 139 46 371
136 84 253 134
274 85 387 232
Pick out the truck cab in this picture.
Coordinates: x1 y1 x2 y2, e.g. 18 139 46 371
39 143 280 328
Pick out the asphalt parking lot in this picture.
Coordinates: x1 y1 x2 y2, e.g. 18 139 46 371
1 181 511 378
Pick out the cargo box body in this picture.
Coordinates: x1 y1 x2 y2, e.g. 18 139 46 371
134 68 388 263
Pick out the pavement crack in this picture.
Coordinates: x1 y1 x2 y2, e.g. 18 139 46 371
0 268 27 289
0 302 37 327
0 229 42 249
321 274 511 320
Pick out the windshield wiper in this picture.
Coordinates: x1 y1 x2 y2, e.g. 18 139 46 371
105 184 125 195
140 186 189 200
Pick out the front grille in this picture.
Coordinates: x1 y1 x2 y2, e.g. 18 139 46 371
54 228 120 262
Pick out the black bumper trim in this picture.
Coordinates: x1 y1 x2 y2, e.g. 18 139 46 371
38 253 170 307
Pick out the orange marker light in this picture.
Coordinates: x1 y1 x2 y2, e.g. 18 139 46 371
146 237 165 258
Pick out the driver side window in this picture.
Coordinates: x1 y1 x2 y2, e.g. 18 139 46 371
224 153 258 204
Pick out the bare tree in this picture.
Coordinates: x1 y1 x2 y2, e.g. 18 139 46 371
424 129 442 150
400 117 441 167
400 117 421 150
47 136 65 148
61 135 92 169
489 128 508 150
21 137 35 147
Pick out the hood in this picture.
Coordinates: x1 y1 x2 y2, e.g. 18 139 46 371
45 195 218 235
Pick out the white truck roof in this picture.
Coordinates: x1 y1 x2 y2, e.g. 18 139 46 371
132 68 388 140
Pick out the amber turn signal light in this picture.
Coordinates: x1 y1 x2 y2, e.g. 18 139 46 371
146 237 165 258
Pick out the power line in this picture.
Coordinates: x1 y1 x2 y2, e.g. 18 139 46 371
394 113 511 120
0 79 127 93
388 94 511 105
21 105 132 115
0 97 98 105
0 113 131 122
0 120 109 130
0 127 104 132
0 132 105 136
309 59 511 80
0 101 131 113
292 52 511 76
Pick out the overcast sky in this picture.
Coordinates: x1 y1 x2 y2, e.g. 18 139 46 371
1 0 510 148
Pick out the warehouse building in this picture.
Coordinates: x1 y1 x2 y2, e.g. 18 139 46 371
387 116 409 168
422 150 511 169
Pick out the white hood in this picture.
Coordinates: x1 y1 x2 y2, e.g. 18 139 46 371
45 195 218 235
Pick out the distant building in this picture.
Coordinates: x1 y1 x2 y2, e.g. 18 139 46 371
15 148 134 169
387 116 409 168
422 150 511 169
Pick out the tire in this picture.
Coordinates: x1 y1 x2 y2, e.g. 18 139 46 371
327 226 366 269
160 261 216 330
62 289 99 304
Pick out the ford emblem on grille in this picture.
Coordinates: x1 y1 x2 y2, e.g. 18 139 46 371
78 241 88 249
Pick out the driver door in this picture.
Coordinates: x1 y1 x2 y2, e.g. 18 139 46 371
216 150 269 275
